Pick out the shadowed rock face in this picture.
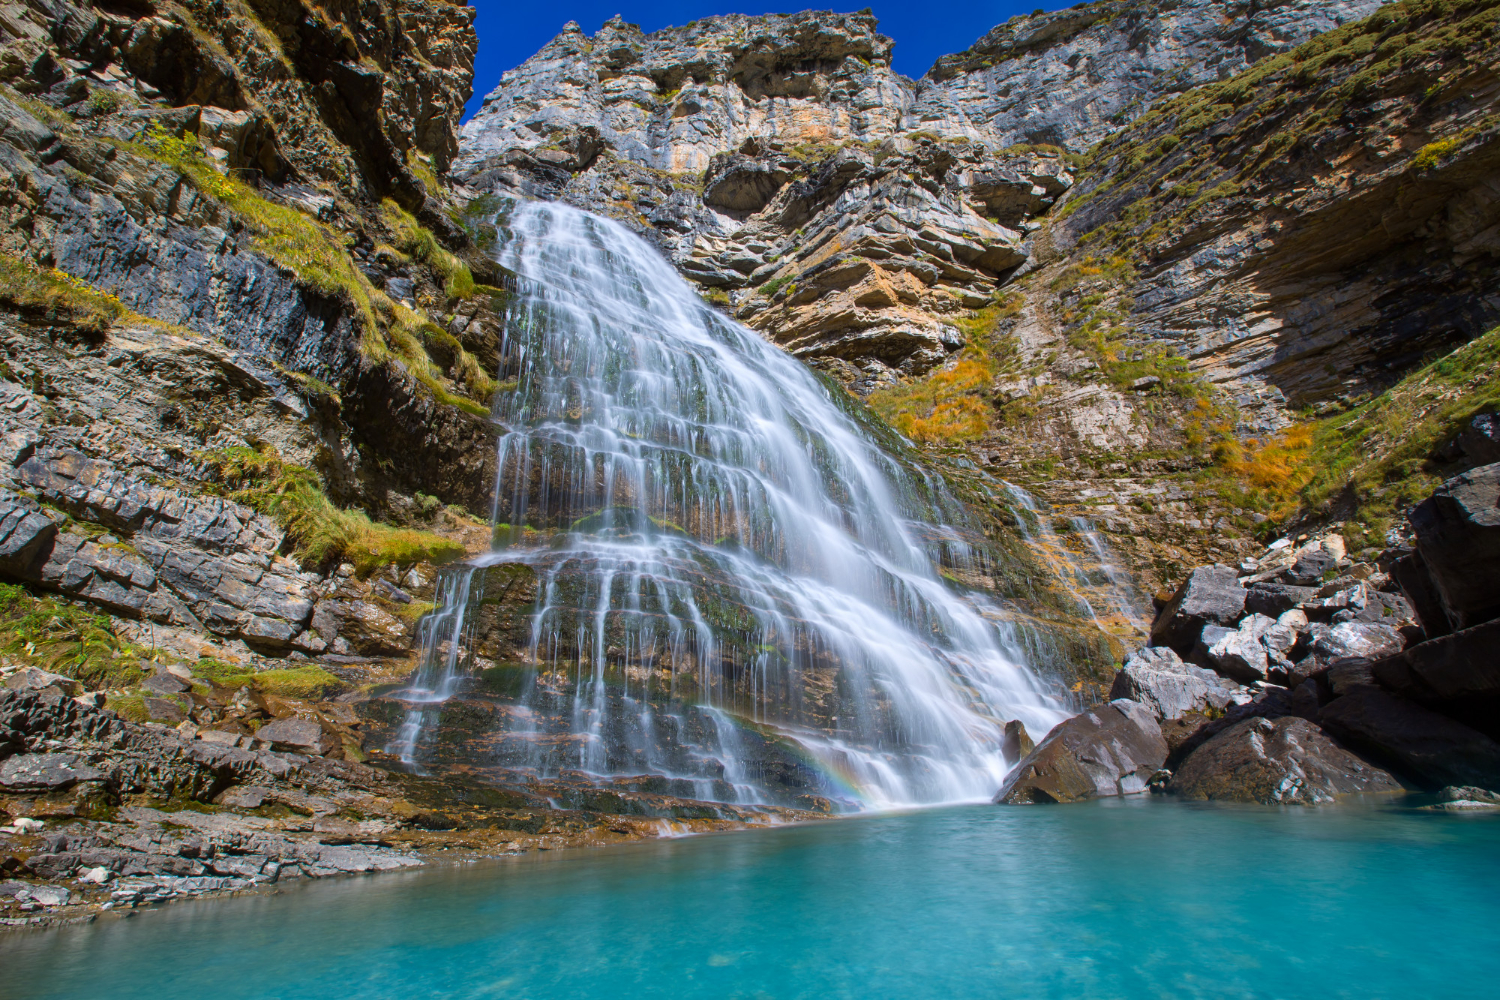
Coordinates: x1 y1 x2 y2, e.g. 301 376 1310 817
1168 715 1402 804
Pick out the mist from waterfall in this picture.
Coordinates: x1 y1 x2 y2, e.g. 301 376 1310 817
398 201 1070 809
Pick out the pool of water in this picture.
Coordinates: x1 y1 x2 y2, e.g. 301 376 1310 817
5 799 1499 999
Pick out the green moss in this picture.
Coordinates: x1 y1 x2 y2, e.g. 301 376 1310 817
192 657 255 690
200 445 466 572
253 666 345 700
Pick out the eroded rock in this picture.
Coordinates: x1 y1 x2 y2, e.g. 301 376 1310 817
1168 716 1402 804
995 700 1166 804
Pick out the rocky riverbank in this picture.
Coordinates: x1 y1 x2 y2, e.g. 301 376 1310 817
997 461 1500 808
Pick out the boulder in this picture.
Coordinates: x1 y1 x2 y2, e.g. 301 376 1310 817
1109 646 1236 720
1002 720 1034 763
1457 412 1500 466
254 717 331 756
1149 565 1246 654
1246 582 1319 618
4 667 79 696
1409 462 1500 630
1205 614 1277 683
0 753 105 791
1372 618 1500 704
1319 688 1500 790
995 700 1167 804
1389 551 1451 640
1168 716 1403 804
1284 549 1337 586
1310 622 1405 663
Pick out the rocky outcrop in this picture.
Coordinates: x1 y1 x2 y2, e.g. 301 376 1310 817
456 4 1373 381
1168 715 1402 804
1406 463 1500 631
1319 687 1500 790
1107 646 1236 720
995 699 1167 804
916 0 1383 151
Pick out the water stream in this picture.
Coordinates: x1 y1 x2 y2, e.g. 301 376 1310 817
390 202 1069 808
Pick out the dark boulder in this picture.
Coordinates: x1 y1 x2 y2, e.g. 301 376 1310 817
1002 720 1034 763
1372 619 1500 739
1246 582 1319 618
995 700 1167 804
1409 462 1500 631
1457 412 1500 466
1168 716 1403 804
1309 622 1405 664
1319 688 1500 790
1389 551 1452 640
1283 550 1337 586
1149 565 1246 654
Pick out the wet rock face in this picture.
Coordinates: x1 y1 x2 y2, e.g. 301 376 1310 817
1168 715 1402 805
995 699 1167 804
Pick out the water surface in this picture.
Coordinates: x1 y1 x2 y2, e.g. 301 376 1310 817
6 800 1498 999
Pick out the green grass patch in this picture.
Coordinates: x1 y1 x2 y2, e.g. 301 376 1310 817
0 253 141 334
382 199 476 299
200 445 466 573
0 583 145 688
253 666 345 700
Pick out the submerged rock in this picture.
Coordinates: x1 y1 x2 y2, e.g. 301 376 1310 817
995 700 1167 804
1169 716 1402 805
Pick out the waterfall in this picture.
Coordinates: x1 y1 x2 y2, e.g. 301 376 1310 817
395 201 1068 809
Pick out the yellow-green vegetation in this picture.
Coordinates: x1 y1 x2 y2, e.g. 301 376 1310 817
1064 0 1500 250
192 657 345 699
1049 256 1203 398
868 295 1034 443
201 445 466 572
0 583 145 688
386 303 496 416
382 199 476 299
130 126 388 345
0 252 141 334
1209 322 1500 538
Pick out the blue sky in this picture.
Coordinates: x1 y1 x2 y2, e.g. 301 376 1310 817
464 2 1064 120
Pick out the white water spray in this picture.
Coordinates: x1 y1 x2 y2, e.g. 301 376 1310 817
398 202 1068 808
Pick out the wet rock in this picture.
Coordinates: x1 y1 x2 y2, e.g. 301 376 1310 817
1109 646 1236 720
1149 565 1246 654
1319 688 1500 790
254 718 331 756
995 700 1167 804
1001 720 1034 763
1169 716 1402 804
0 753 104 791
1409 463 1500 631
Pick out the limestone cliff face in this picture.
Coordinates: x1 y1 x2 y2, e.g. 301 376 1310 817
0 0 509 664
457 2 1383 386
915 0 1384 151
457 0 1500 598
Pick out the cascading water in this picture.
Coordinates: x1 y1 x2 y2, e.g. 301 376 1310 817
395 201 1069 809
